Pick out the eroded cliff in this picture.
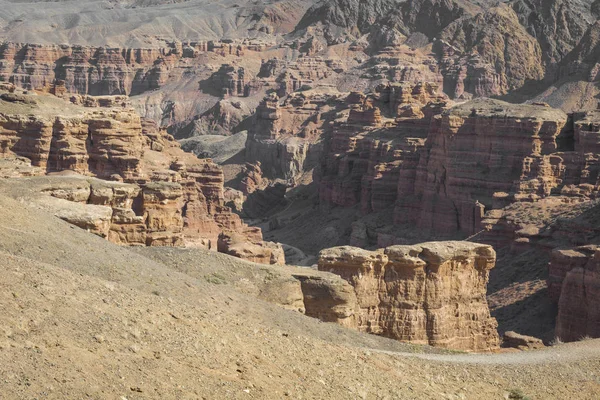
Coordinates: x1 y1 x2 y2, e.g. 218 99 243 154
0 85 282 264
317 241 500 351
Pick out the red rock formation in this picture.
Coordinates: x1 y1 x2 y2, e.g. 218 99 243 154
217 232 285 265
239 161 264 195
0 87 280 264
209 64 249 97
0 40 267 97
550 246 600 342
258 56 340 97
395 99 568 236
318 241 499 351
319 82 447 212
246 91 338 181
141 182 184 246
435 41 504 100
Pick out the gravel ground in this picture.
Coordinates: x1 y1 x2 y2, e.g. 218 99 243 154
1 180 600 399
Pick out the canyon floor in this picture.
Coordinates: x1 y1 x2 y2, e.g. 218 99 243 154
1 181 600 400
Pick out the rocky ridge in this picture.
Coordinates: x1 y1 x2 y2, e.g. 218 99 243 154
2 0 598 136
0 85 282 264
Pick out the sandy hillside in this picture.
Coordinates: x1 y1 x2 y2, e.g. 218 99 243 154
0 179 599 399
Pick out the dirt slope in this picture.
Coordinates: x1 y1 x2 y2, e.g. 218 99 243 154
0 0 314 47
1 182 600 399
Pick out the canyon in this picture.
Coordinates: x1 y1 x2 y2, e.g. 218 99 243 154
1 2 600 396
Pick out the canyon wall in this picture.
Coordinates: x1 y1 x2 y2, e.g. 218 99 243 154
0 41 272 96
549 246 600 342
317 241 499 351
316 91 600 239
245 91 343 181
396 99 568 236
319 82 447 214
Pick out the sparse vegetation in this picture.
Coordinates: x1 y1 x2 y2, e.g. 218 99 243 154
205 272 227 285
550 336 564 346
508 388 532 400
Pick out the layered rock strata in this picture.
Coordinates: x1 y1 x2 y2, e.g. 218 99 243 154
395 99 568 236
317 241 500 351
319 82 448 214
245 91 342 181
0 41 270 96
0 87 281 263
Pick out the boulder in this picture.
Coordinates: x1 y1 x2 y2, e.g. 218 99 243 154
503 331 545 350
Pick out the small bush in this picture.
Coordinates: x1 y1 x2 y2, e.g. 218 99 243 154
508 388 532 400
205 273 227 285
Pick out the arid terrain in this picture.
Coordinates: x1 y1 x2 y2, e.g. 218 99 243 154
2 182 600 399
1 0 600 398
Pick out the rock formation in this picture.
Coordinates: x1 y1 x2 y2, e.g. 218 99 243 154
396 99 568 236
502 331 545 350
245 91 340 181
3 0 600 346
0 40 272 97
549 246 600 342
319 82 447 213
438 5 545 94
317 241 500 351
0 86 281 264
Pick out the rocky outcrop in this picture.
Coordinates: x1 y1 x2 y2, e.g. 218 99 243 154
0 40 272 97
292 271 358 328
502 331 545 350
0 87 280 264
319 82 448 213
245 91 339 181
217 232 285 265
511 0 595 68
141 182 185 246
239 161 264 195
438 5 545 94
0 103 145 180
317 241 499 351
435 41 504 99
550 246 600 342
173 100 251 139
208 64 250 97
395 99 568 236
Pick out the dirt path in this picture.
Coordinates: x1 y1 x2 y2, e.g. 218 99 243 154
366 339 600 365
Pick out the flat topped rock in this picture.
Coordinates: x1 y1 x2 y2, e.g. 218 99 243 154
317 240 500 351
448 98 568 121
386 241 495 264
503 331 545 350
319 246 388 268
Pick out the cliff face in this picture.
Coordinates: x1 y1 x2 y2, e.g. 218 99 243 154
317 241 499 351
319 82 446 213
0 86 281 264
245 91 343 181
550 246 600 342
397 99 568 236
0 42 178 96
316 91 571 237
